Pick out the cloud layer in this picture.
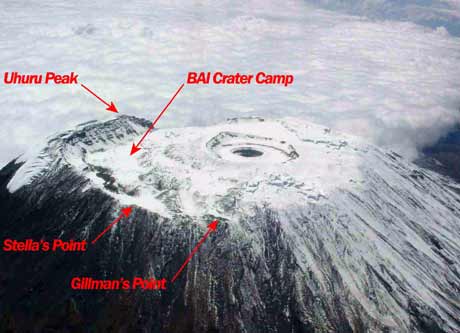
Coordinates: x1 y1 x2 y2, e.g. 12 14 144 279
1 0 460 165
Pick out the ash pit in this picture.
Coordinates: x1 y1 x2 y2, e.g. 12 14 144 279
232 147 264 157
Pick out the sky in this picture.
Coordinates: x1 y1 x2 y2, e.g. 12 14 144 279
1 0 460 166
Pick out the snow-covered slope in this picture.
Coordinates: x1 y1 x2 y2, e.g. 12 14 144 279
5 115 460 332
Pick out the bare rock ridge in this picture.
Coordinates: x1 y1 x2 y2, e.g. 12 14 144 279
1 115 460 332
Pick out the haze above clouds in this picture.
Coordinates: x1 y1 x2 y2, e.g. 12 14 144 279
0 0 460 166
306 0 460 35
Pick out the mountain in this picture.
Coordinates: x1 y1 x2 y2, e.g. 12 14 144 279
1 115 460 332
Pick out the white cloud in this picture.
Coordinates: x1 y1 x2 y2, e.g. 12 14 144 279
0 0 459 166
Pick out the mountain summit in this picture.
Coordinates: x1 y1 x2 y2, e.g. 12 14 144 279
1 115 460 332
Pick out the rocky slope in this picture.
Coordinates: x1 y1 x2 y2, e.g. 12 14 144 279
1 115 460 332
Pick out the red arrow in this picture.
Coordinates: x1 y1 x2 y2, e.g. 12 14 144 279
130 83 185 156
81 83 119 113
91 207 132 244
171 219 219 283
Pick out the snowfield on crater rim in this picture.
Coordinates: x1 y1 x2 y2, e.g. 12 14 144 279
8 117 368 217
